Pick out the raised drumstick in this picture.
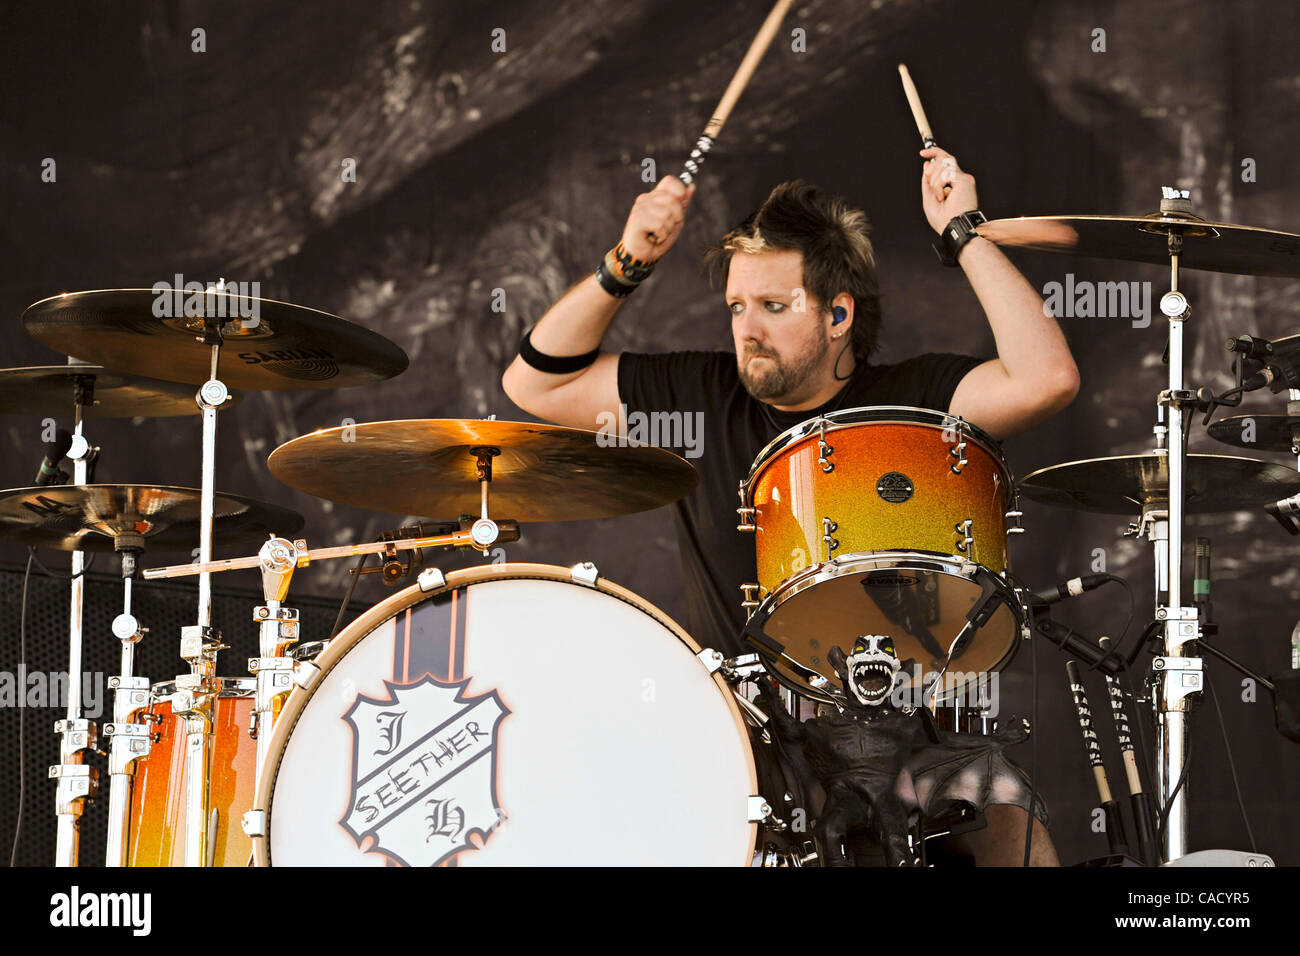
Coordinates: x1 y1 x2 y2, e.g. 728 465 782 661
898 63 938 148
679 0 796 184
898 63 951 196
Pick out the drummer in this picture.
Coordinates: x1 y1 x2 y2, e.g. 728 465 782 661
501 149 1078 865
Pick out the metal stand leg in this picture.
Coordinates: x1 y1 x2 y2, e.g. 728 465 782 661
51 405 97 866
1149 195 1205 861
103 548 153 866
179 338 231 867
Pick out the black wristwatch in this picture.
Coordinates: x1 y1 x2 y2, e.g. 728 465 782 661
933 210 988 267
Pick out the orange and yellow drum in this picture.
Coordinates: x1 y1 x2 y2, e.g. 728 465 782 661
739 407 1023 704
126 679 256 867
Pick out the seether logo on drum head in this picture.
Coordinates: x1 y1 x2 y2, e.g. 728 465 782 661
341 675 509 867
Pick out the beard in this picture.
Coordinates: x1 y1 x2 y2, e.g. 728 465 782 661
737 333 830 401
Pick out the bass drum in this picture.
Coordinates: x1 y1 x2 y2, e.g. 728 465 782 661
252 563 759 866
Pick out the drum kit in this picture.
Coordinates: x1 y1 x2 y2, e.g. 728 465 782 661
3 186 1299 866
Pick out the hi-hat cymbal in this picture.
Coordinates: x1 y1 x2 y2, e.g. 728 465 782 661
1207 415 1300 454
267 419 699 521
0 366 217 417
0 484 304 552
977 215 1300 277
1019 453 1300 514
23 289 408 390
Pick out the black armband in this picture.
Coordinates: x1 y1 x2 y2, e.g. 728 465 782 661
518 328 601 374
933 210 988 267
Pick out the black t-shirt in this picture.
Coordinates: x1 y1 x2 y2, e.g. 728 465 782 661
617 350 983 658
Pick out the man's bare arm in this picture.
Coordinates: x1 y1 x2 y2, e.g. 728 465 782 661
501 177 695 431
916 147 1080 439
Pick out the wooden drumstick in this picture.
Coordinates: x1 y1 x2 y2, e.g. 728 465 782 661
1066 660 1131 857
898 63 951 195
898 63 937 148
679 0 796 184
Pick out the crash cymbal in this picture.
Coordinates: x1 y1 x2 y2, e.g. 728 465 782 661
1019 453 1300 515
977 215 1300 277
0 484 303 552
1207 415 1300 454
267 419 699 521
0 365 217 417
23 289 408 390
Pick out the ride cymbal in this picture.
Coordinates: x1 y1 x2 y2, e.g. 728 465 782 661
1019 453 1300 514
0 484 303 552
267 419 699 521
23 289 408 390
978 215 1300 277
0 365 215 417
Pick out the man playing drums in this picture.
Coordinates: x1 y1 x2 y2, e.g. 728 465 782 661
502 148 1079 865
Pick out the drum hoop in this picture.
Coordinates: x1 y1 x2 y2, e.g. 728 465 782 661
742 405 1010 498
746 550 1024 704
250 562 759 867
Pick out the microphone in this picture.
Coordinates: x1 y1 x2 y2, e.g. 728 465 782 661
1238 358 1300 394
1026 573 1112 607
34 429 73 486
1034 616 1124 676
1226 334 1274 361
1266 494 1300 536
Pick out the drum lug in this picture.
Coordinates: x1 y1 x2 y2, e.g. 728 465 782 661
696 648 725 674
736 480 757 532
822 517 839 559
950 440 969 474
817 419 835 473
241 809 266 838
740 582 767 619
954 519 974 554
417 567 447 592
570 562 600 587
1006 509 1026 534
747 794 774 824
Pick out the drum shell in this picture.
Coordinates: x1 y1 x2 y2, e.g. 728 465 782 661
251 563 760 867
747 412 1011 595
127 680 255 867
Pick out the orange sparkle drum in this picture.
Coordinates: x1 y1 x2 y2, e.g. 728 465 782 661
126 678 256 867
739 406 1024 704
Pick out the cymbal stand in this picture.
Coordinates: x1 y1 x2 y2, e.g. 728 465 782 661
50 374 98 867
103 540 153 866
1149 186 1205 862
177 306 232 867
249 537 305 797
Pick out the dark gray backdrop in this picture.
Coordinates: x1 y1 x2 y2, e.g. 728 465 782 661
1 0 1297 866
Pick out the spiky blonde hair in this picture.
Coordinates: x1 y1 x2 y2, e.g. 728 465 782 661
706 180 882 361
